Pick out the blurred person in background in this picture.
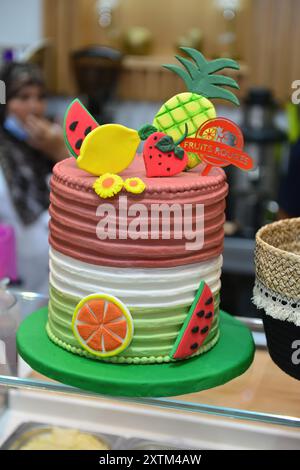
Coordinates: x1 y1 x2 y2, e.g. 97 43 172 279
0 62 67 293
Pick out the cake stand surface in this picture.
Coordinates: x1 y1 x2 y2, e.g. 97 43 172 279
17 308 255 397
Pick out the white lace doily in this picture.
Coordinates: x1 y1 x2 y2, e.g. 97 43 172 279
253 278 300 327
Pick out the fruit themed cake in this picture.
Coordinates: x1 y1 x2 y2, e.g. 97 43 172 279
48 157 227 363
47 49 252 364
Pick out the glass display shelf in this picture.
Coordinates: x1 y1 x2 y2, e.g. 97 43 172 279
0 290 300 431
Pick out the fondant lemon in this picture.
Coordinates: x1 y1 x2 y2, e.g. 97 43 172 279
77 124 140 175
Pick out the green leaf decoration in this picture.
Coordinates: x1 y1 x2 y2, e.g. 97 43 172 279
180 47 207 68
207 74 240 89
175 55 199 80
162 47 240 106
201 84 240 106
155 135 175 153
162 64 191 88
206 58 240 74
174 146 185 160
138 124 158 141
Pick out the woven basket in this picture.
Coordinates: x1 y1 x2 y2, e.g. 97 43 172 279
253 218 300 380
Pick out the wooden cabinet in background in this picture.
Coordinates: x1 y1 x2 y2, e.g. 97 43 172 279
43 0 298 103
118 55 248 102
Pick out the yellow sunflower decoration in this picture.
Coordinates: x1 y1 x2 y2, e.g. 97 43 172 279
93 173 124 198
124 177 146 194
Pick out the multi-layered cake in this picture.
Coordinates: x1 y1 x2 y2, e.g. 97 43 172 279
45 48 247 366
47 157 227 363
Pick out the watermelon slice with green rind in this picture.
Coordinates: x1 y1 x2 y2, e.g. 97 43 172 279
63 98 99 158
170 281 214 360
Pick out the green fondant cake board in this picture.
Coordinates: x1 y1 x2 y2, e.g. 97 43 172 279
17 308 255 397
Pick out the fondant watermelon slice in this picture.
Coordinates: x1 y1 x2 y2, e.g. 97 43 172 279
64 98 99 158
170 281 214 360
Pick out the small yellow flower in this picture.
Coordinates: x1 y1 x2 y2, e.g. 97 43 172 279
124 177 146 194
93 173 124 198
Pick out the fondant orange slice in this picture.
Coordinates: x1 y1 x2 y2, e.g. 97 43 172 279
72 294 134 358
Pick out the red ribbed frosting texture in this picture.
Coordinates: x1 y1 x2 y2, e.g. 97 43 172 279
49 157 228 268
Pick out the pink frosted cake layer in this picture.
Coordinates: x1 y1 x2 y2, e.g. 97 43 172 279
49 156 228 268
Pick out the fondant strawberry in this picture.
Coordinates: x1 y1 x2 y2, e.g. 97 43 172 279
143 127 188 177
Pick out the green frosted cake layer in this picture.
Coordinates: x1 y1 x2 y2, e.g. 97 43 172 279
47 284 220 364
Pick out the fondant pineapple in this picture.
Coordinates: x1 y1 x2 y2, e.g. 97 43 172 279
153 47 240 168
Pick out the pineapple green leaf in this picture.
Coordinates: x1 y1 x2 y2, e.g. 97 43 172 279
163 48 240 106
162 64 192 90
175 55 199 80
202 84 240 106
207 58 240 74
207 75 240 89
180 47 207 68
